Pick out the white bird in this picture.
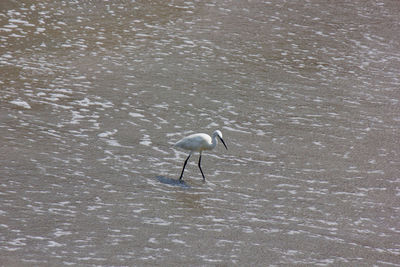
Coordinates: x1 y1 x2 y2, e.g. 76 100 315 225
174 130 228 182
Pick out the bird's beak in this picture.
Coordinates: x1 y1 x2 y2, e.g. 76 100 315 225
219 137 228 150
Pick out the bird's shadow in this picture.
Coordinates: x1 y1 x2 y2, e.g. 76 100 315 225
156 176 191 188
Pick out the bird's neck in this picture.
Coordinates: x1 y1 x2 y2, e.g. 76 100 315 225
211 135 218 149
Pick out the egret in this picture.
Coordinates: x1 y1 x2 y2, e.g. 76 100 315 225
174 130 228 182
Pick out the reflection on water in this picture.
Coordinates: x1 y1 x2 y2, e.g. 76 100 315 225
1 0 399 265
157 175 191 188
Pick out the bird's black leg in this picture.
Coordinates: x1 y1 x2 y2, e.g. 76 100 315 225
198 152 206 181
179 153 191 181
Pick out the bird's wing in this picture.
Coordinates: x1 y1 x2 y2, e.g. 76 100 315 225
175 134 210 151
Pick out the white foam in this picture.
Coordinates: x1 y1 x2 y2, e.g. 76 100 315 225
129 112 145 118
10 100 31 109
98 129 117 137
48 241 63 247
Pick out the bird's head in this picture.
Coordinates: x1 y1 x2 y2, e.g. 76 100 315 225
214 130 228 150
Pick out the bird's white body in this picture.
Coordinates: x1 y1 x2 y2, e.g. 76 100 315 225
175 133 216 152
174 130 227 181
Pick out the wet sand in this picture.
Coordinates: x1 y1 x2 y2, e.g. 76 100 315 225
1 0 399 265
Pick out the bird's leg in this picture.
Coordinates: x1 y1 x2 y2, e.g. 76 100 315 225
198 151 206 181
179 153 191 181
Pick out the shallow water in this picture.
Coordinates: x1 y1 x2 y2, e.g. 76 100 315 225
1 0 399 265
